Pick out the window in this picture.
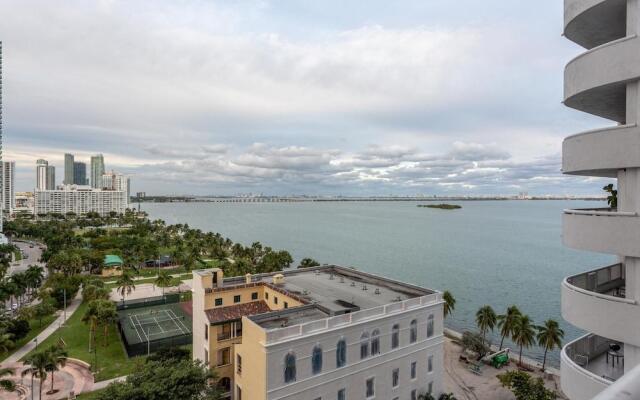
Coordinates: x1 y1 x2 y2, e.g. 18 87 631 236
427 382 433 394
237 354 242 374
371 329 380 355
204 348 209 366
410 319 418 343
274 296 279 304
337 388 346 400
312 345 323 375
411 389 417 400
336 339 347 368
284 352 297 383
410 361 416 379
427 314 434 338
265 292 269 300
215 298 223 306
428 355 433 373
218 323 232 341
251 292 258 300
391 324 400 349
365 377 375 398
204 324 208 341
217 348 230 366
392 368 399 387
284 302 289 309
360 332 370 359
234 294 241 303
235 321 243 337
237 386 242 400
217 377 231 393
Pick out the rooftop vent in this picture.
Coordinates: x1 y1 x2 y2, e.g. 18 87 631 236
374 288 381 295
273 274 285 285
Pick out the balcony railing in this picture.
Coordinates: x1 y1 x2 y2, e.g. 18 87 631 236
566 263 626 299
564 334 624 383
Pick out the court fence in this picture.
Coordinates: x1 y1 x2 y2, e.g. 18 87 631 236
116 293 180 311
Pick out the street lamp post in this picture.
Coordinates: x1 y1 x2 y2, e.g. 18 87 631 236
33 337 38 350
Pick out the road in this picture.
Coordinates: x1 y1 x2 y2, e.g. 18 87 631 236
8 240 45 276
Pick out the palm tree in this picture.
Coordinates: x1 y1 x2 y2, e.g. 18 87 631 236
0 333 15 354
475 305 497 343
497 305 521 350
22 351 48 400
513 314 536 366
0 367 16 393
82 301 101 352
97 302 118 346
443 291 456 318
154 270 173 297
44 345 68 394
536 319 565 371
116 273 135 305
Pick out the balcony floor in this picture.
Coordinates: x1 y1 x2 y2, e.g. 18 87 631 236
579 350 625 383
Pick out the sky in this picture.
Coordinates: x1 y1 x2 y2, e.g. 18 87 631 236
0 0 614 196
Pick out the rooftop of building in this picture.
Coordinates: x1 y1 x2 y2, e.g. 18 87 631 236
196 265 436 329
205 300 271 325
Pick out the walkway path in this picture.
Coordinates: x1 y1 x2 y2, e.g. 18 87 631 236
1 290 83 365
90 375 127 391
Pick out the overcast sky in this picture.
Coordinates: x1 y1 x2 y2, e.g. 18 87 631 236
0 0 613 196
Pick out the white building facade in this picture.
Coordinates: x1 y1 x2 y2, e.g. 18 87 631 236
102 171 130 201
34 186 127 216
1 161 14 216
36 159 48 191
561 1 640 399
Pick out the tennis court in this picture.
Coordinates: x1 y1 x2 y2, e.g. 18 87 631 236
117 301 192 357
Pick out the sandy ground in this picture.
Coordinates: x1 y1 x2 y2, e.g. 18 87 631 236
110 281 192 301
443 337 567 400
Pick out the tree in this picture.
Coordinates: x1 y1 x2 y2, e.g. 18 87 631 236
603 183 617 209
96 359 223 400
497 305 521 350
418 393 435 400
0 333 15 354
116 273 135 305
513 314 536 366
83 300 101 352
22 350 49 400
438 395 458 400
536 319 564 371
6 319 30 341
498 370 556 400
443 290 456 318
0 367 15 393
475 305 497 343
97 301 118 346
154 270 173 296
34 300 56 327
44 344 68 394
461 331 490 360
298 258 320 269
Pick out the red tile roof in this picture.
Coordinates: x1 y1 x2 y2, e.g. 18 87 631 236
205 301 272 324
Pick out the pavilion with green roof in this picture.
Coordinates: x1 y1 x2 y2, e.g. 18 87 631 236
102 254 124 276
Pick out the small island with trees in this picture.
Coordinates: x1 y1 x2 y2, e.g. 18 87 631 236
417 203 462 210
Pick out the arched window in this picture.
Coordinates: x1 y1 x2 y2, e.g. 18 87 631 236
410 319 418 343
284 352 296 383
336 339 347 368
427 314 434 338
371 329 380 355
391 324 400 349
312 345 323 375
217 377 231 393
360 332 370 359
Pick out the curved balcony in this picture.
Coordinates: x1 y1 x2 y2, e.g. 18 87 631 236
562 123 640 177
562 263 640 346
563 208 640 257
561 334 623 400
564 0 627 49
565 35 640 123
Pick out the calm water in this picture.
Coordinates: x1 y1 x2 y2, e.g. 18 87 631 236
142 200 613 367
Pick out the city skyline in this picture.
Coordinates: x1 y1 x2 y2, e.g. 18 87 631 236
0 1 615 197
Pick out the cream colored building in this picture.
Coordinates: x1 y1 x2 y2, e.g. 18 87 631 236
34 185 127 216
193 266 444 400
560 0 640 399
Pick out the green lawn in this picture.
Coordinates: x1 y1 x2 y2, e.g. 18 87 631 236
76 388 107 399
0 313 57 362
22 302 145 381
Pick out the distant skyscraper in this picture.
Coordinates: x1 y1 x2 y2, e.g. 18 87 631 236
0 42 4 234
73 161 87 185
90 154 105 188
64 153 74 185
102 171 130 204
1 161 14 216
46 165 55 189
36 159 48 190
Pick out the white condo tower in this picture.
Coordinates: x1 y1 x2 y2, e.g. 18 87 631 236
561 0 640 399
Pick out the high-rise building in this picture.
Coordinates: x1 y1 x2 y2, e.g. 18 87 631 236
0 42 4 236
73 161 87 185
34 186 127 216
102 171 130 202
36 159 48 190
64 153 74 185
46 165 55 189
192 267 444 400
90 154 105 188
1 161 15 216
560 1 640 399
